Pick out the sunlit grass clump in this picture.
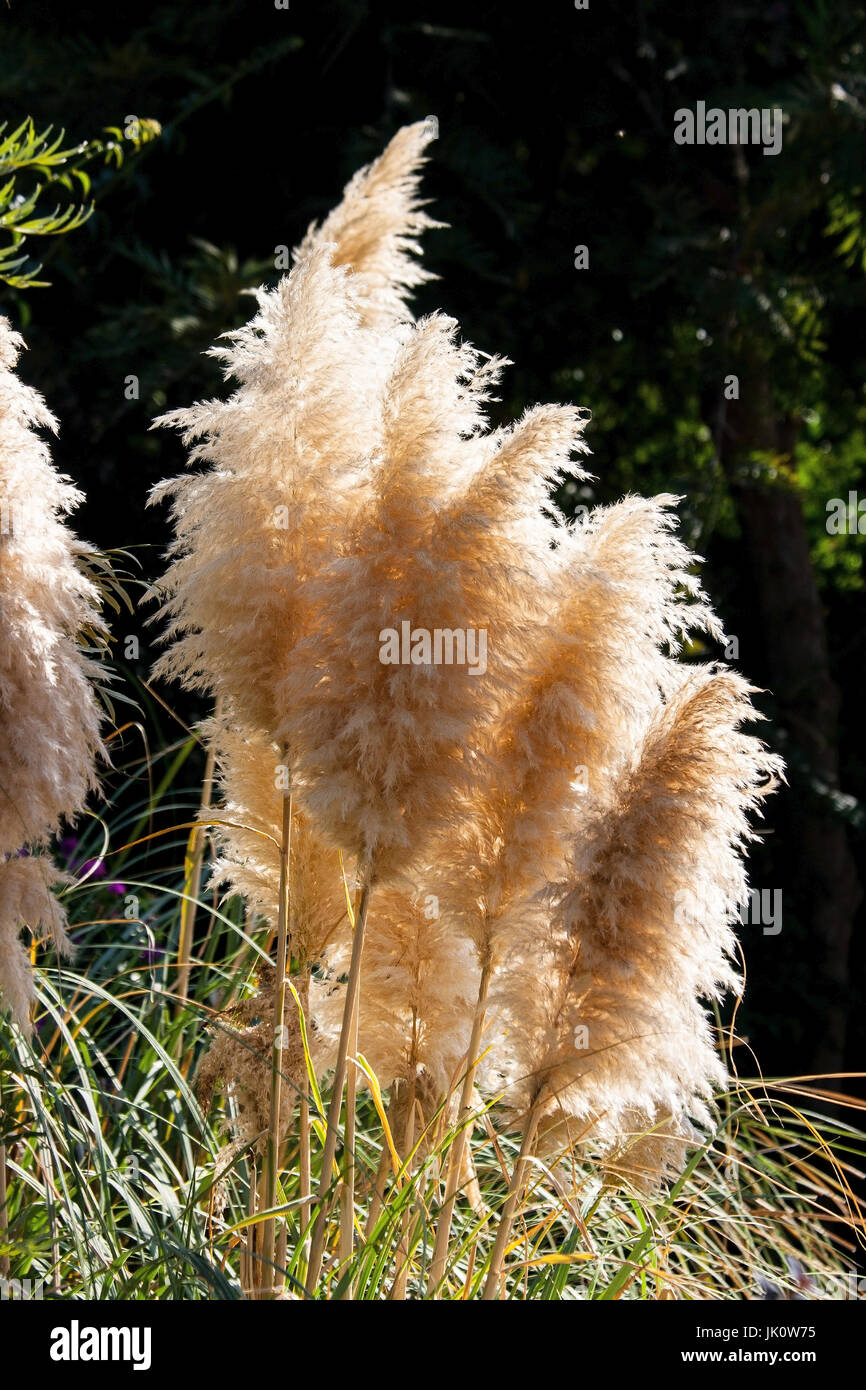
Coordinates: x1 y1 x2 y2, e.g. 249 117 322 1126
1 125 863 1301
0 800 862 1300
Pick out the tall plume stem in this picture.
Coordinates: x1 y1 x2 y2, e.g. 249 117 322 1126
175 717 219 1009
338 980 360 1296
428 951 492 1294
258 775 293 1297
481 1100 542 1300
390 1076 417 1300
298 968 313 1269
305 865 375 1292
365 1145 391 1238
0 1077 8 1280
243 1152 257 1298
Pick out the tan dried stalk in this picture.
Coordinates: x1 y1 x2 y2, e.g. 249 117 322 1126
297 969 313 1265
390 1075 418 1301
317 876 481 1293
338 982 360 1297
259 781 292 1298
175 724 218 1006
305 871 374 1291
481 1103 542 1300
0 1076 8 1281
200 721 349 1295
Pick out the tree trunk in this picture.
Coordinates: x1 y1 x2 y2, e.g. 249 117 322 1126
717 374 862 1075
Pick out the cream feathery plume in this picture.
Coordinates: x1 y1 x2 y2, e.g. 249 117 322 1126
440 493 724 956
149 245 397 734
490 664 783 1168
428 493 722 1287
204 716 349 968
278 320 584 880
314 879 480 1111
0 317 106 1028
0 856 70 1030
480 664 781 1295
197 963 307 1157
599 1112 698 1193
295 352 586 1292
293 121 443 329
151 123 447 729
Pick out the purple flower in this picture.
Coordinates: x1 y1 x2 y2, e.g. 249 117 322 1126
755 1256 816 1300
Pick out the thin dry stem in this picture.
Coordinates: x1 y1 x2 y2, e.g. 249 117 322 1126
259 784 293 1296
0 1144 7 1281
242 1153 257 1299
338 984 360 1297
305 869 374 1292
175 725 218 1005
0 1075 8 1281
298 969 313 1270
365 1141 392 1239
428 954 492 1294
390 1076 417 1300
482 1103 542 1300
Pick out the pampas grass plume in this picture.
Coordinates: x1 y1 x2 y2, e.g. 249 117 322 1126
206 717 349 968
294 121 443 329
315 876 480 1116
279 320 587 879
491 664 782 1175
149 247 396 735
0 317 105 1027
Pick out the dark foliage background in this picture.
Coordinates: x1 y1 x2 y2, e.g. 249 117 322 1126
1 0 863 1082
